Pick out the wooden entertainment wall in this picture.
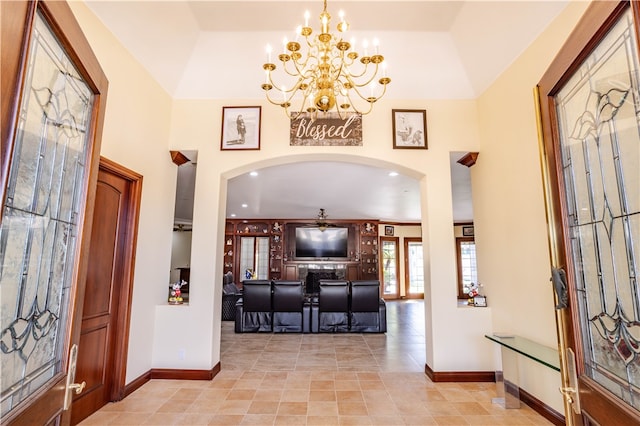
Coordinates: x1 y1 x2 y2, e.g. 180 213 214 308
224 219 379 283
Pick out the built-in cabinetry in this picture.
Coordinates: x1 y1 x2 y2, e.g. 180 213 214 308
224 219 379 283
270 221 284 280
223 221 235 275
360 222 379 280
224 220 278 281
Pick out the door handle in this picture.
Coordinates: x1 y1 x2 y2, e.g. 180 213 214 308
559 347 581 414
68 381 87 394
63 344 86 410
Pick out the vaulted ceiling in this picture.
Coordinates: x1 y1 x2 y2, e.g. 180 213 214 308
86 1 568 223
85 0 568 99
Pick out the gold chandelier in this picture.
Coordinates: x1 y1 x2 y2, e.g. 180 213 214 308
261 0 391 118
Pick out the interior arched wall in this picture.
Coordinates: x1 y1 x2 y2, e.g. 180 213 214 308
152 95 493 377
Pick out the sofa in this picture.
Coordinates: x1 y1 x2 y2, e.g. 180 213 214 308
349 280 387 333
235 279 272 332
272 280 310 333
222 272 242 321
234 279 386 333
311 280 350 332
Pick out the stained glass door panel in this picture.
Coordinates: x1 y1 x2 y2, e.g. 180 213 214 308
0 1 106 423
550 3 640 422
539 2 640 424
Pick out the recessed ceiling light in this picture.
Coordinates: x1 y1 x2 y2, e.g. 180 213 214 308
389 171 399 177
249 171 258 177
241 203 248 208
230 213 236 217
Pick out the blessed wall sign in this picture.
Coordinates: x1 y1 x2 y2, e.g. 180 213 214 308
290 113 363 146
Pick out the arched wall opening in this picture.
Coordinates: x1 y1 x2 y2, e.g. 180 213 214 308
211 152 432 366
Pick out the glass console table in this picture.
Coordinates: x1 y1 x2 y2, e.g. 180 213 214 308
485 334 560 409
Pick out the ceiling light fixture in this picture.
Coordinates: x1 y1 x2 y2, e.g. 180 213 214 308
316 208 330 231
261 0 391 118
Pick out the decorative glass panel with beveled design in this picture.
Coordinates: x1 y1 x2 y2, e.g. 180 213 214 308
0 11 93 415
555 8 640 411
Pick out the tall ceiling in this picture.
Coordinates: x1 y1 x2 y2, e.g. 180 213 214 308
86 1 568 223
85 0 568 99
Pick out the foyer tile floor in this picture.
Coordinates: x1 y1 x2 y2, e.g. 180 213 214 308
80 300 552 425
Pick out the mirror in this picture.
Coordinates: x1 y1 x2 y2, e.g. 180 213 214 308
450 151 479 301
169 150 197 303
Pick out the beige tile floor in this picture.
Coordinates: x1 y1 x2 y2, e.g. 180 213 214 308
80 300 553 425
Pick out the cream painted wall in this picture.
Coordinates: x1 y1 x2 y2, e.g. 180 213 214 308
474 0 590 414
165 96 496 374
68 2 176 382
67 0 595 416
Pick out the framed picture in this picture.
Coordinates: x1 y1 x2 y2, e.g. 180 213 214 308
462 226 475 237
221 106 261 150
384 225 394 236
473 296 487 307
392 109 427 149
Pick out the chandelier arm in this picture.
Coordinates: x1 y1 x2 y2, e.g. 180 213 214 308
343 60 379 80
342 90 375 115
342 76 384 105
264 89 285 106
289 55 316 80
280 60 310 78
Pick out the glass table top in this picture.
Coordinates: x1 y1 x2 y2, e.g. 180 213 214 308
485 334 561 372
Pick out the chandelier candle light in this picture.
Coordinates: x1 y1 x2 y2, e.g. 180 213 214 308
261 0 391 118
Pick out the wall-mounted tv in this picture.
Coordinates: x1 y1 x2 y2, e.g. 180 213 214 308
295 227 348 258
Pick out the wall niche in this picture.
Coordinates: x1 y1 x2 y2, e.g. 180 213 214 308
169 150 197 303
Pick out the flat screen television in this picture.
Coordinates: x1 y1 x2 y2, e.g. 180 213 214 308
295 227 348 258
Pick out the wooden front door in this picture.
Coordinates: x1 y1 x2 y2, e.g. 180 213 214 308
0 1 108 424
71 159 142 425
538 1 640 424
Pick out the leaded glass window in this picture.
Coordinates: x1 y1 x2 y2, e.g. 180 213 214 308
555 7 640 411
0 11 93 415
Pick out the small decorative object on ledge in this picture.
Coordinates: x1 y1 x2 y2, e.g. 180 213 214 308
473 295 487 307
169 280 187 304
467 282 486 307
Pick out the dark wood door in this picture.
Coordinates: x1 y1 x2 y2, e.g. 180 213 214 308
538 1 640 424
0 1 107 425
71 160 141 425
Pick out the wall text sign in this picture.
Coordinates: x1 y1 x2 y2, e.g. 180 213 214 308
290 113 362 146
